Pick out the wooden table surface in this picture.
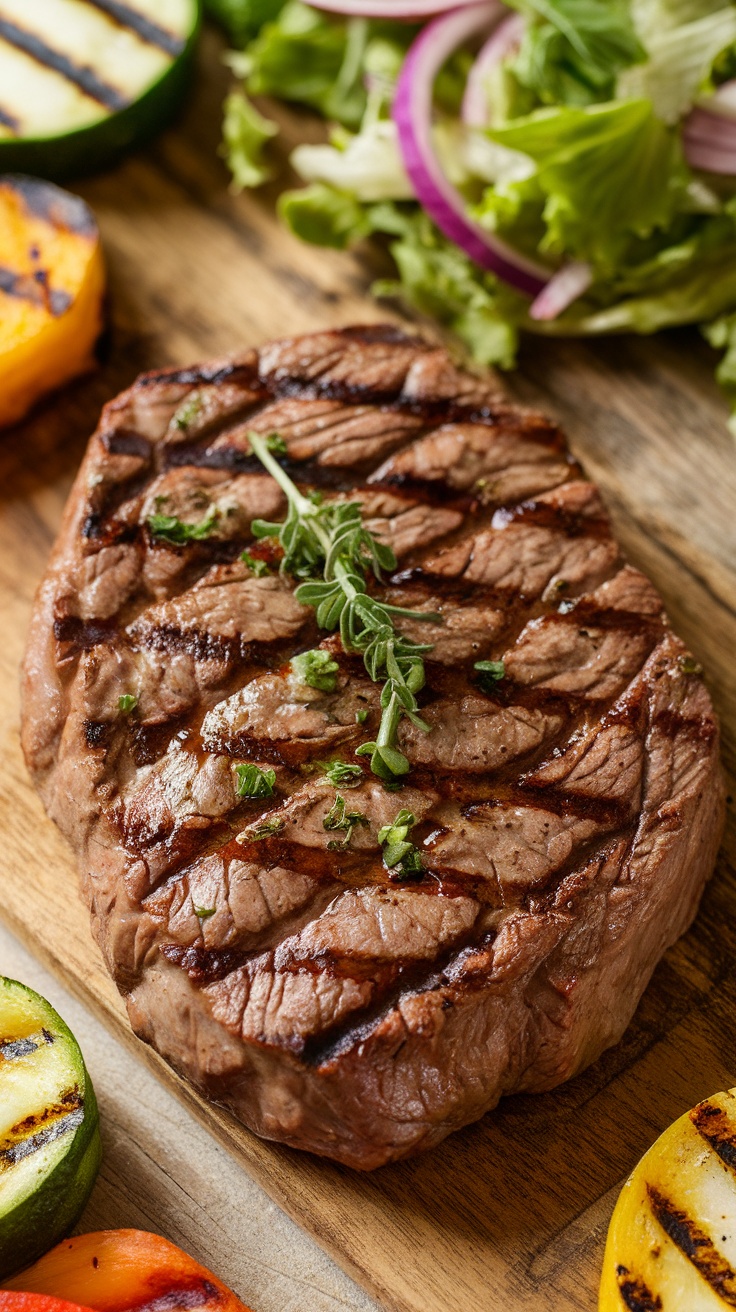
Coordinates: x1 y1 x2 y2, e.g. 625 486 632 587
0 924 378 1312
1 23 735 1312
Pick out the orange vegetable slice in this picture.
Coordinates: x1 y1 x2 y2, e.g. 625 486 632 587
0 175 105 428
3 1231 253 1312
0 1295 95 1312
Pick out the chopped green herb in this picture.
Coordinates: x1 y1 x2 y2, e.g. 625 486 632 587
241 815 285 842
172 393 203 431
475 659 506 692
378 808 423 880
148 506 219 545
246 429 441 786
240 550 269 577
355 708 369 725
320 759 363 788
249 431 287 456
234 763 276 799
323 793 369 849
678 654 703 676
118 694 137 714
291 648 340 693
193 904 216 920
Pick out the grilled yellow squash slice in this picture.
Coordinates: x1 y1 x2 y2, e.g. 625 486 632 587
600 1088 736 1310
0 174 104 428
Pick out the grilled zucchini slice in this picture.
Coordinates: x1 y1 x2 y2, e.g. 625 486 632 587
0 175 105 428
600 1087 736 1310
0 977 101 1279
0 0 200 181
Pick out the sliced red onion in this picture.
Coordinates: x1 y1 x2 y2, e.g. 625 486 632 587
529 261 593 321
685 107 736 147
684 139 736 173
393 2 550 297
700 77 736 120
462 12 525 128
309 0 477 16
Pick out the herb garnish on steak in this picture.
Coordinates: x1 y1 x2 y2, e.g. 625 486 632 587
248 429 439 784
21 325 725 1169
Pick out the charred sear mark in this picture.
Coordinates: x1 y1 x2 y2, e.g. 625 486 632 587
84 719 108 748
0 264 71 316
4 176 97 237
647 1184 736 1303
691 1100 736 1171
138 361 264 391
160 942 243 984
615 1265 662 1312
0 20 129 110
0 1089 84 1169
100 427 153 461
84 0 186 56
0 1029 54 1060
134 1279 222 1312
0 104 18 131
54 615 117 652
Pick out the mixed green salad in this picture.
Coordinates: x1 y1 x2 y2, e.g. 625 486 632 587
208 0 736 430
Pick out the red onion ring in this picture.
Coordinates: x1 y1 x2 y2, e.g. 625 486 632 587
462 12 525 127
685 108 736 147
308 0 477 16
393 2 550 297
684 140 736 173
529 261 593 321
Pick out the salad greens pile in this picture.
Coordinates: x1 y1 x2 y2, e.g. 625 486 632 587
209 0 736 430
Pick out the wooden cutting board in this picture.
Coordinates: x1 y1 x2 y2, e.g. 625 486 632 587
1 28 735 1312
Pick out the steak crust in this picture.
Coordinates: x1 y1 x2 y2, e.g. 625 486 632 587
21 326 725 1169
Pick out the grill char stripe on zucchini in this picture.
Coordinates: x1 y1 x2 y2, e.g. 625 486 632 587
0 977 101 1279
0 0 200 180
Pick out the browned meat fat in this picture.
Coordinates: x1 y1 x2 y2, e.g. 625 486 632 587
21 325 725 1169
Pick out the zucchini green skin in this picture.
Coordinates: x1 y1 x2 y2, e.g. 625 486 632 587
0 7 201 183
0 978 102 1279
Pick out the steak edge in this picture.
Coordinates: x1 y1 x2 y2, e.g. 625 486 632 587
21 325 725 1169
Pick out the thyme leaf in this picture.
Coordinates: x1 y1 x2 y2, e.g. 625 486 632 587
240 815 285 842
319 759 364 788
173 393 202 430
240 550 269 577
475 659 506 692
234 763 276 799
247 430 441 784
148 506 218 544
291 648 340 692
323 793 369 849
378 808 424 880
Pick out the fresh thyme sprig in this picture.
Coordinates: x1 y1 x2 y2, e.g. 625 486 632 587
322 793 369 850
247 431 440 785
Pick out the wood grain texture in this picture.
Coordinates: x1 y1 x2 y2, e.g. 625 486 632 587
0 925 378 1312
1 27 735 1312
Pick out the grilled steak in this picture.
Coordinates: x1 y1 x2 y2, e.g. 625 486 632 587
22 325 725 1169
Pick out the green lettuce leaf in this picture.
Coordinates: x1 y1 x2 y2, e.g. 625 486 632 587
507 0 645 107
244 1 369 128
204 0 286 42
368 204 525 368
486 99 688 273
703 311 736 433
618 6 736 122
221 90 278 190
279 182 373 247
